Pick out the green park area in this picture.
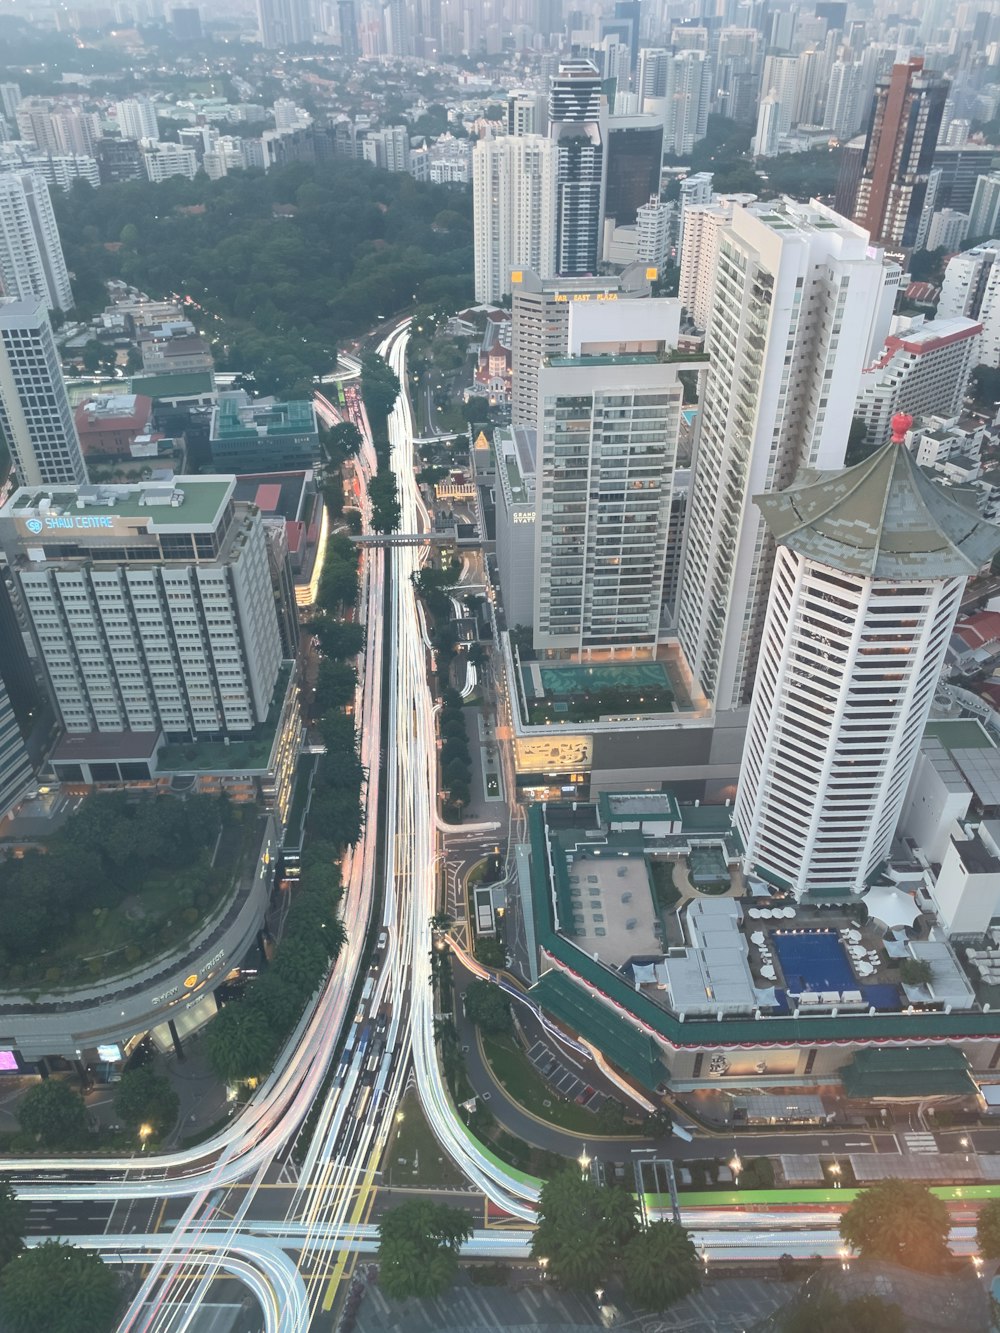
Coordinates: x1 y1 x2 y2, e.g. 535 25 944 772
385 1088 467 1190
522 661 674 725
0 792 249 991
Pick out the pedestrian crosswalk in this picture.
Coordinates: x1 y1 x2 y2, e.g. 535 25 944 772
903 1132 939 1154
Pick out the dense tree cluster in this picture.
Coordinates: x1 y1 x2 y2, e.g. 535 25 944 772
463 978 512 1035
437 686 472 817
52 161 473 397
0 793 227 974
377 1200 473 1300
663 116 843 200
16 1080 89 1149
205 842 347 1082
113 1066 180 1141
839 1179 951 1273
532 1170 700 1311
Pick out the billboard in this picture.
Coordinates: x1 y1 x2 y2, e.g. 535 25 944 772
15 512 145 542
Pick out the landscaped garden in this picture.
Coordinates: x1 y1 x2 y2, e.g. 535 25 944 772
0 792 246 990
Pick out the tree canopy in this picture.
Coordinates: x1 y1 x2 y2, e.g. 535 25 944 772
463 979 512 1035
0 1241 121 1333
53 161 473 397
839 1179 951 1273
976 1197 1000 1259
377 1200 473 1300
16 1080 89 1149
531 1170 642 1291
621 1220 701 1310
113 1066 180 1140
0 1178 26 1273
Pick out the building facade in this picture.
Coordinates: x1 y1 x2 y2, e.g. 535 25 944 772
472 135 557 304
737 422 1000 897
549 59 607 277
0 171 73 314
0 297 86 487
0 477 284 740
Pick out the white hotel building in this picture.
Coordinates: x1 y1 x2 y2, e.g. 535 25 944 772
736 423 1000 898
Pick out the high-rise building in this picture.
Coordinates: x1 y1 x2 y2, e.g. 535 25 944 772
752 90 782 157
0 84 22 126
472 135 557 305
759 55 800 138
676 170 713 270
660 51 710 157
603 116 662 230
853 58 948 249
0 297 86 487
361 124 410 172
96 137 145 184
507 89 547 136
532 299 696 654
15 104 101 157
636 47 670 101
257 0 312 47
0 476 284 739
939 243 1000 328
678 195 757 333
0 676 32 821
0 172 73 314
676 202 889 715
337 0 359 57
115 98 159 143
969 172 1000 240
143 144 198 183
548 59 607 277
510 264 652 428
823 60 866 139
854 316 983 445
635 195 670 269
925 208 969 253
736 420 1000 898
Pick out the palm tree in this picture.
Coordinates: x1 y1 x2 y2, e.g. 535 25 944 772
622 1221 701 1310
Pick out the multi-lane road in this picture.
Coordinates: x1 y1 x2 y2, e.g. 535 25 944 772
2 322 970 1329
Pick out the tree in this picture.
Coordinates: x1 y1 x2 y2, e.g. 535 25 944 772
0 1240 121 1333
324 420 362 463
463 979 512 1034
976 1197 1000 1259
377 1200 472 1299
0 1177 26 1271
113 1066 180 1139
314 618 365 660
621 1220 700 1310
314 658 358 713
839 1179 951 1273
203 1001 278 1083
369 467 401 533
531 1170 639 1290
899 957 933 986
16 1080 88 1148
779 1289 906 1333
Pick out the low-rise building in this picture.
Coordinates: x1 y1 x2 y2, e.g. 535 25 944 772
74 393 155 457
210 393 320 473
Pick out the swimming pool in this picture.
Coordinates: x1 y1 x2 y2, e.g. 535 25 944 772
771 930 855 993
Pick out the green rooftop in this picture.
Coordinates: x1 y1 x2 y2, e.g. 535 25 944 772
130 371 214 399
924 719 996 752
212 397 316 439
840 1047 977 1099
156 662 294 773
5 477 233 530
529 969 666 1091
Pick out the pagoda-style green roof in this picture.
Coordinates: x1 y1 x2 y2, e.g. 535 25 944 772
840 1046 977 1099
755 440 1000 580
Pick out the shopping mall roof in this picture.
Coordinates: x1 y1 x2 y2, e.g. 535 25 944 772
839 1046 977 1099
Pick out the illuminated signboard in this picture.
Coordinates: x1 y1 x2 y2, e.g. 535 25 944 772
0 1051 17 1072
96 1044 122 1062
512 511 534 523
16 513 143 541
552 292 618 304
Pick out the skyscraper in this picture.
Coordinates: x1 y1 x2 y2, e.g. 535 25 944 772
853 58 948 249
0 297 86 487
532 300 695 654
736 419 1000 898
337 0 359 57
969 172 1000 240
115 98 159 143
660 50 710 157
257 0 312 48
548 59 607 277
678 195 757 333
510 264 652 428
472 136 557 304
603 115 663 229
0 172 73 314
0 676 32 821
0 476 284 739
676 202 888 715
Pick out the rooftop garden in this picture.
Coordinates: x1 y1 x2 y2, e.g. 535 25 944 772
0 792 248 991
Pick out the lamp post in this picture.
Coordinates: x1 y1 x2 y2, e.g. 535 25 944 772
961 1135 971 1163
579 1145 592 1177
729 1151 742 1189
830 1160 842 1188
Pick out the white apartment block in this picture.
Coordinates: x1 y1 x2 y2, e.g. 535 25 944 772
473 135 557 305
855 317 982 449
0 477 283 739
676 201 889 716
635 195 670 270
660 50 710 157
533 301 691 654
926 208 970 252
115 97 159 142
143 144 198 183
0 148 100 192
678 195 757 333
969 174 1000 240
510 264 652 429
0 296 86 487
737 437 1000 898
0 171 73 314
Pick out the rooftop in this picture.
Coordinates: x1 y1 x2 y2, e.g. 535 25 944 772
130 371 214 399
756 437 1000 580
212 395 317 440
3 476 234 532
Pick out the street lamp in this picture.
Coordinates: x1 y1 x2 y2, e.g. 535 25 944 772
961 1136 971 1162
729 1151 742 1187
579 1145 591 1175
830 1160 842 1188
839 1246 851 1271
138 1123 153 1150
595 1287 604 1303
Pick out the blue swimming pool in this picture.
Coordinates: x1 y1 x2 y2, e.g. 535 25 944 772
771 930 855 993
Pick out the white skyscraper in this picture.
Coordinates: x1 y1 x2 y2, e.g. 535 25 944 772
636 47 670 100
759 54 800 137
0 476 284 738
736 421 1000 898
752 90 782 157
969 173 1000 240
549 59 607 277
0 172 73 314
115 97 159 142
532 299 696 653
472 135 557 304
636 195 670 269
676 201 889 715
676 171 713 273
678 195 757 333
824 60 866 139
0 297 86 487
